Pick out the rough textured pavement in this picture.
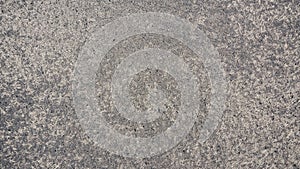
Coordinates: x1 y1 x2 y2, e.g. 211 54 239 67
1 0 299 168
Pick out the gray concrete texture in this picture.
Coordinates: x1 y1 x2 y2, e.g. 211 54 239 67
0 0 299 168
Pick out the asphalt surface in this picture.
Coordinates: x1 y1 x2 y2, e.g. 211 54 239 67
1 0 299 168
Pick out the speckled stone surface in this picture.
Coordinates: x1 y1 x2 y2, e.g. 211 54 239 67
1 0 299 168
